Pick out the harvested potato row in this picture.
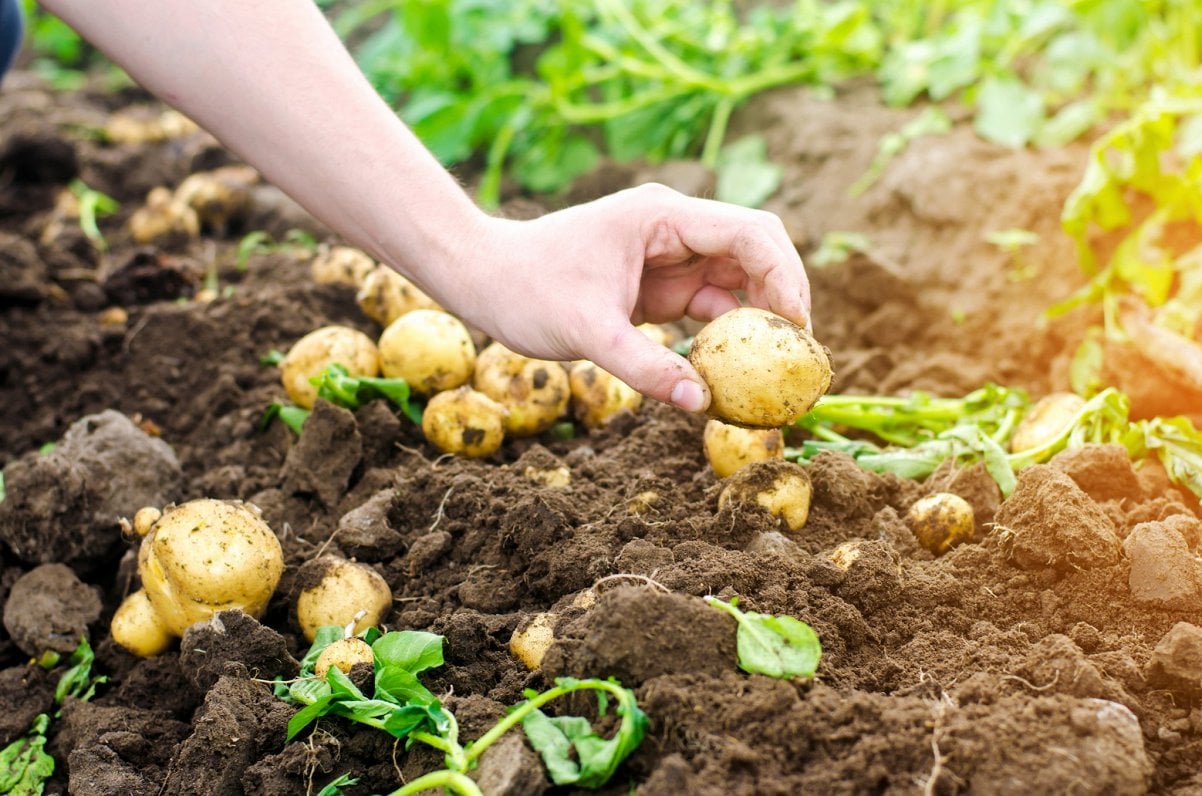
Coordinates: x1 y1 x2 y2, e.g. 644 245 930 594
689 307 832 428
111 499 284 657
474 342 570 437
281 325 380 409
703 418 784 478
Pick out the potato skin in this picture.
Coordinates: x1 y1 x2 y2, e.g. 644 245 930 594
1010 393 1086 453
510 612 556 671
688 307 832 428
111 589 175 657
718 458 813 532
128 186 200 246
356 266 442 326
421 386 507 458
311 246 376 288
296 557 393 642
140 499 284 638
281 325 381 409
378 309 476 395
907 493 974 554
314 637 376 679
703 419 784 478
473 342 570 437
569 361 642 429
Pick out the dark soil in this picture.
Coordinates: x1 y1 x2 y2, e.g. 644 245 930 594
3 72 1201 795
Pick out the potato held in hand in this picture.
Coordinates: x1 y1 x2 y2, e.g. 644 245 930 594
688 307 832 428
112 499 284 657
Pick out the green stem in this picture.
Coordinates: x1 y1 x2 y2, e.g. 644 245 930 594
388 770 483 796
701 97 734 167
593 0 719 90
477 119 518 210
463 680 625 767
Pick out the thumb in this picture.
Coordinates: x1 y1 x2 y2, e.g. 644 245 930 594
586 323 711 413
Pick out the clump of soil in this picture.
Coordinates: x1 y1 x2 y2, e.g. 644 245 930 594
2 74 1200 795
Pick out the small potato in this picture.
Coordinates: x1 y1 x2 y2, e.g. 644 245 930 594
474 342 570 437
311 246 376 288
378 309 476 395
111 589 175 658
510 612 556 671
638 323 672 347
139 499 284 638
1010 392 1086 453
703 418 784 478
128 186 200 246
173 165 258 232
356 266 442 326
105 108 199 144
718 459 813 532
569 361 642 429
907 493 974 555
296 557 393 642
421 386 507 458
281 325 380 409
688 307 832 428
314 636 375 679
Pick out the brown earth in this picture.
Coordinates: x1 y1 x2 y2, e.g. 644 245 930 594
2 71 1202 795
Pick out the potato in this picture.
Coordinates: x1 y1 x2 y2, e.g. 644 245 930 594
703 418 784 478
314 636 375 679
310 245 376 288
281 325 380 409
296 557 393 642
473 342 570 437
378 309 476 395
105 108 199 144
688 307 832 428
173 165 258 232
356 265 442 326
569 361 642 429
510 612 556 671
1010 392 1086 453
134 499 284 642
111 589 175 658
128 186 200 246
718 459 813 532
907 492 974 555
421 386 507 458
638 323 673 347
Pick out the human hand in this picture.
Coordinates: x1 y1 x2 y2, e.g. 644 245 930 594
440 183 811 413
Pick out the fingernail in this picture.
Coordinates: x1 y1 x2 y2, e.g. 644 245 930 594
670 380 706 413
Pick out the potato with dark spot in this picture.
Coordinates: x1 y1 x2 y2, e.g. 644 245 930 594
473 342 570 436
311 246 376 288
688 307 832 428
907 492 974 554
421 386 507 458
356 265 442 326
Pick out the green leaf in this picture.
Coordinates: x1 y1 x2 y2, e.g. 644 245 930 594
974 77 1045 148
0 715 54 795
55 638 105 704
258 403 310 436
286 693 337 741
316 773 358 796
372 631 445 676
715 134 783 208
704 597 821 679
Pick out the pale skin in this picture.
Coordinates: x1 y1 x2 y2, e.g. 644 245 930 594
42 0 812 413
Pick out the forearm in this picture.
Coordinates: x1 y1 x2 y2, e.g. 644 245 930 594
41 0 485 303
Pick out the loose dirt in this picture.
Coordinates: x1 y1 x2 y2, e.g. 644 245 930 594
2 73 1200 795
